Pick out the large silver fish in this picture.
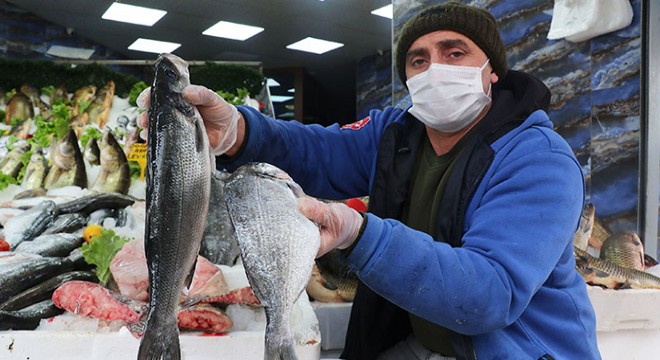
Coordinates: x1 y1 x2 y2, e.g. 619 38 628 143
137 53 214 360
224 162 320 360
2 200 59 250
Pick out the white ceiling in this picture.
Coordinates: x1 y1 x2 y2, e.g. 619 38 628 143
7 0 393 113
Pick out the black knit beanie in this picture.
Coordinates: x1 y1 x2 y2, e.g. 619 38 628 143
395 1 508 85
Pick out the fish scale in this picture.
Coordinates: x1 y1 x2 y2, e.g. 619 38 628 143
224 163 320 360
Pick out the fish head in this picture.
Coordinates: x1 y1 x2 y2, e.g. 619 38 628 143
29 147 46 163
243 162 307 198
153 53 191 96
99 130 126 169
52 129 81 168
84 137 100 163
12 140 32 154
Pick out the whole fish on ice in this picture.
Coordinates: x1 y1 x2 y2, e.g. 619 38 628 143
137 53 214 360
91 129 131 194
43 128 87 190
224 162 320 360
2 200 59 250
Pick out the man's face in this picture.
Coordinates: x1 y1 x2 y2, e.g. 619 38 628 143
404 30 498 93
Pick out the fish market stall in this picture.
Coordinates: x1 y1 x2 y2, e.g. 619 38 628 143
0 185 322 359
1 272 321 360
0 76 322 359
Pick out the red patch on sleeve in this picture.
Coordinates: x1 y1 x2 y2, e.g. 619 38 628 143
341 117 370 130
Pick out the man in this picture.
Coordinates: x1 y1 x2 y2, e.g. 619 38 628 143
138 2 601 359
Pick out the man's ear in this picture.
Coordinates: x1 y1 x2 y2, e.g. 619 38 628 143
490 71 499 85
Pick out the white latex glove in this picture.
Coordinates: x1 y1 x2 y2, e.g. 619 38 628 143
298 197 365 258
136 85 240 155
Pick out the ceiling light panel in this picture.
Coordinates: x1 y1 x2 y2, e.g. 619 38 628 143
46 45 95 59
128 38 181 54
286 37 344 54
203 21 264 41
371 4 393 19
101 3 166 26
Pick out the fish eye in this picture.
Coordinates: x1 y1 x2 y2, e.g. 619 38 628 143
165 68 177 80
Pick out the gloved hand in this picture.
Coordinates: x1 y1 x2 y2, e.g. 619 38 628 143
298 197 365 258
136 85 241 155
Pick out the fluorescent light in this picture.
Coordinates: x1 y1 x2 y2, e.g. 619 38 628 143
287 88 295 93
203 21 264 41
102 3 166 26
267 78 280 87
46 45 95 59
371 4 393 19
271 95 294 102
128 38 181 54
286 37 344 54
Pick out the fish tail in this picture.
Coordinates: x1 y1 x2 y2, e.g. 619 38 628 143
137 321 181 360
264 337 297 360
264 317 297 360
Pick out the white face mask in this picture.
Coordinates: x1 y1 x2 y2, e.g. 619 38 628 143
406 60 492 133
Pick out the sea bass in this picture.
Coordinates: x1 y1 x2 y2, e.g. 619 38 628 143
87 81 115 129
20 146 49 191
2 200 59 250
5 92 33 125
91 129 130 194
138 53 214 360
224 162 320 360
43 128 87 190
0 140 31 178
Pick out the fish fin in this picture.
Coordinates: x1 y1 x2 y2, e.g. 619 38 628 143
127 320 146 338
277 340 298 360
264 335 297 360
645 254 659 268
194 112 206 154
184 259 197 291
137 321 181 360
285 181 306 198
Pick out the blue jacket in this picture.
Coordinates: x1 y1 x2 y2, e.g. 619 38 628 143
222 70 600 359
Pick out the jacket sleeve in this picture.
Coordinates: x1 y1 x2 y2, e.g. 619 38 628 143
220 106 394 200
346 125 585 335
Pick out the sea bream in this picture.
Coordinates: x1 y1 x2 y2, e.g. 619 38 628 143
137 53 214 360
223 162 320 360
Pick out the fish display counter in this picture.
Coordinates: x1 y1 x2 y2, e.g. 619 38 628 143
0 289 321 360
0 184 323 359
587 285 660 359
0 79 328 359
